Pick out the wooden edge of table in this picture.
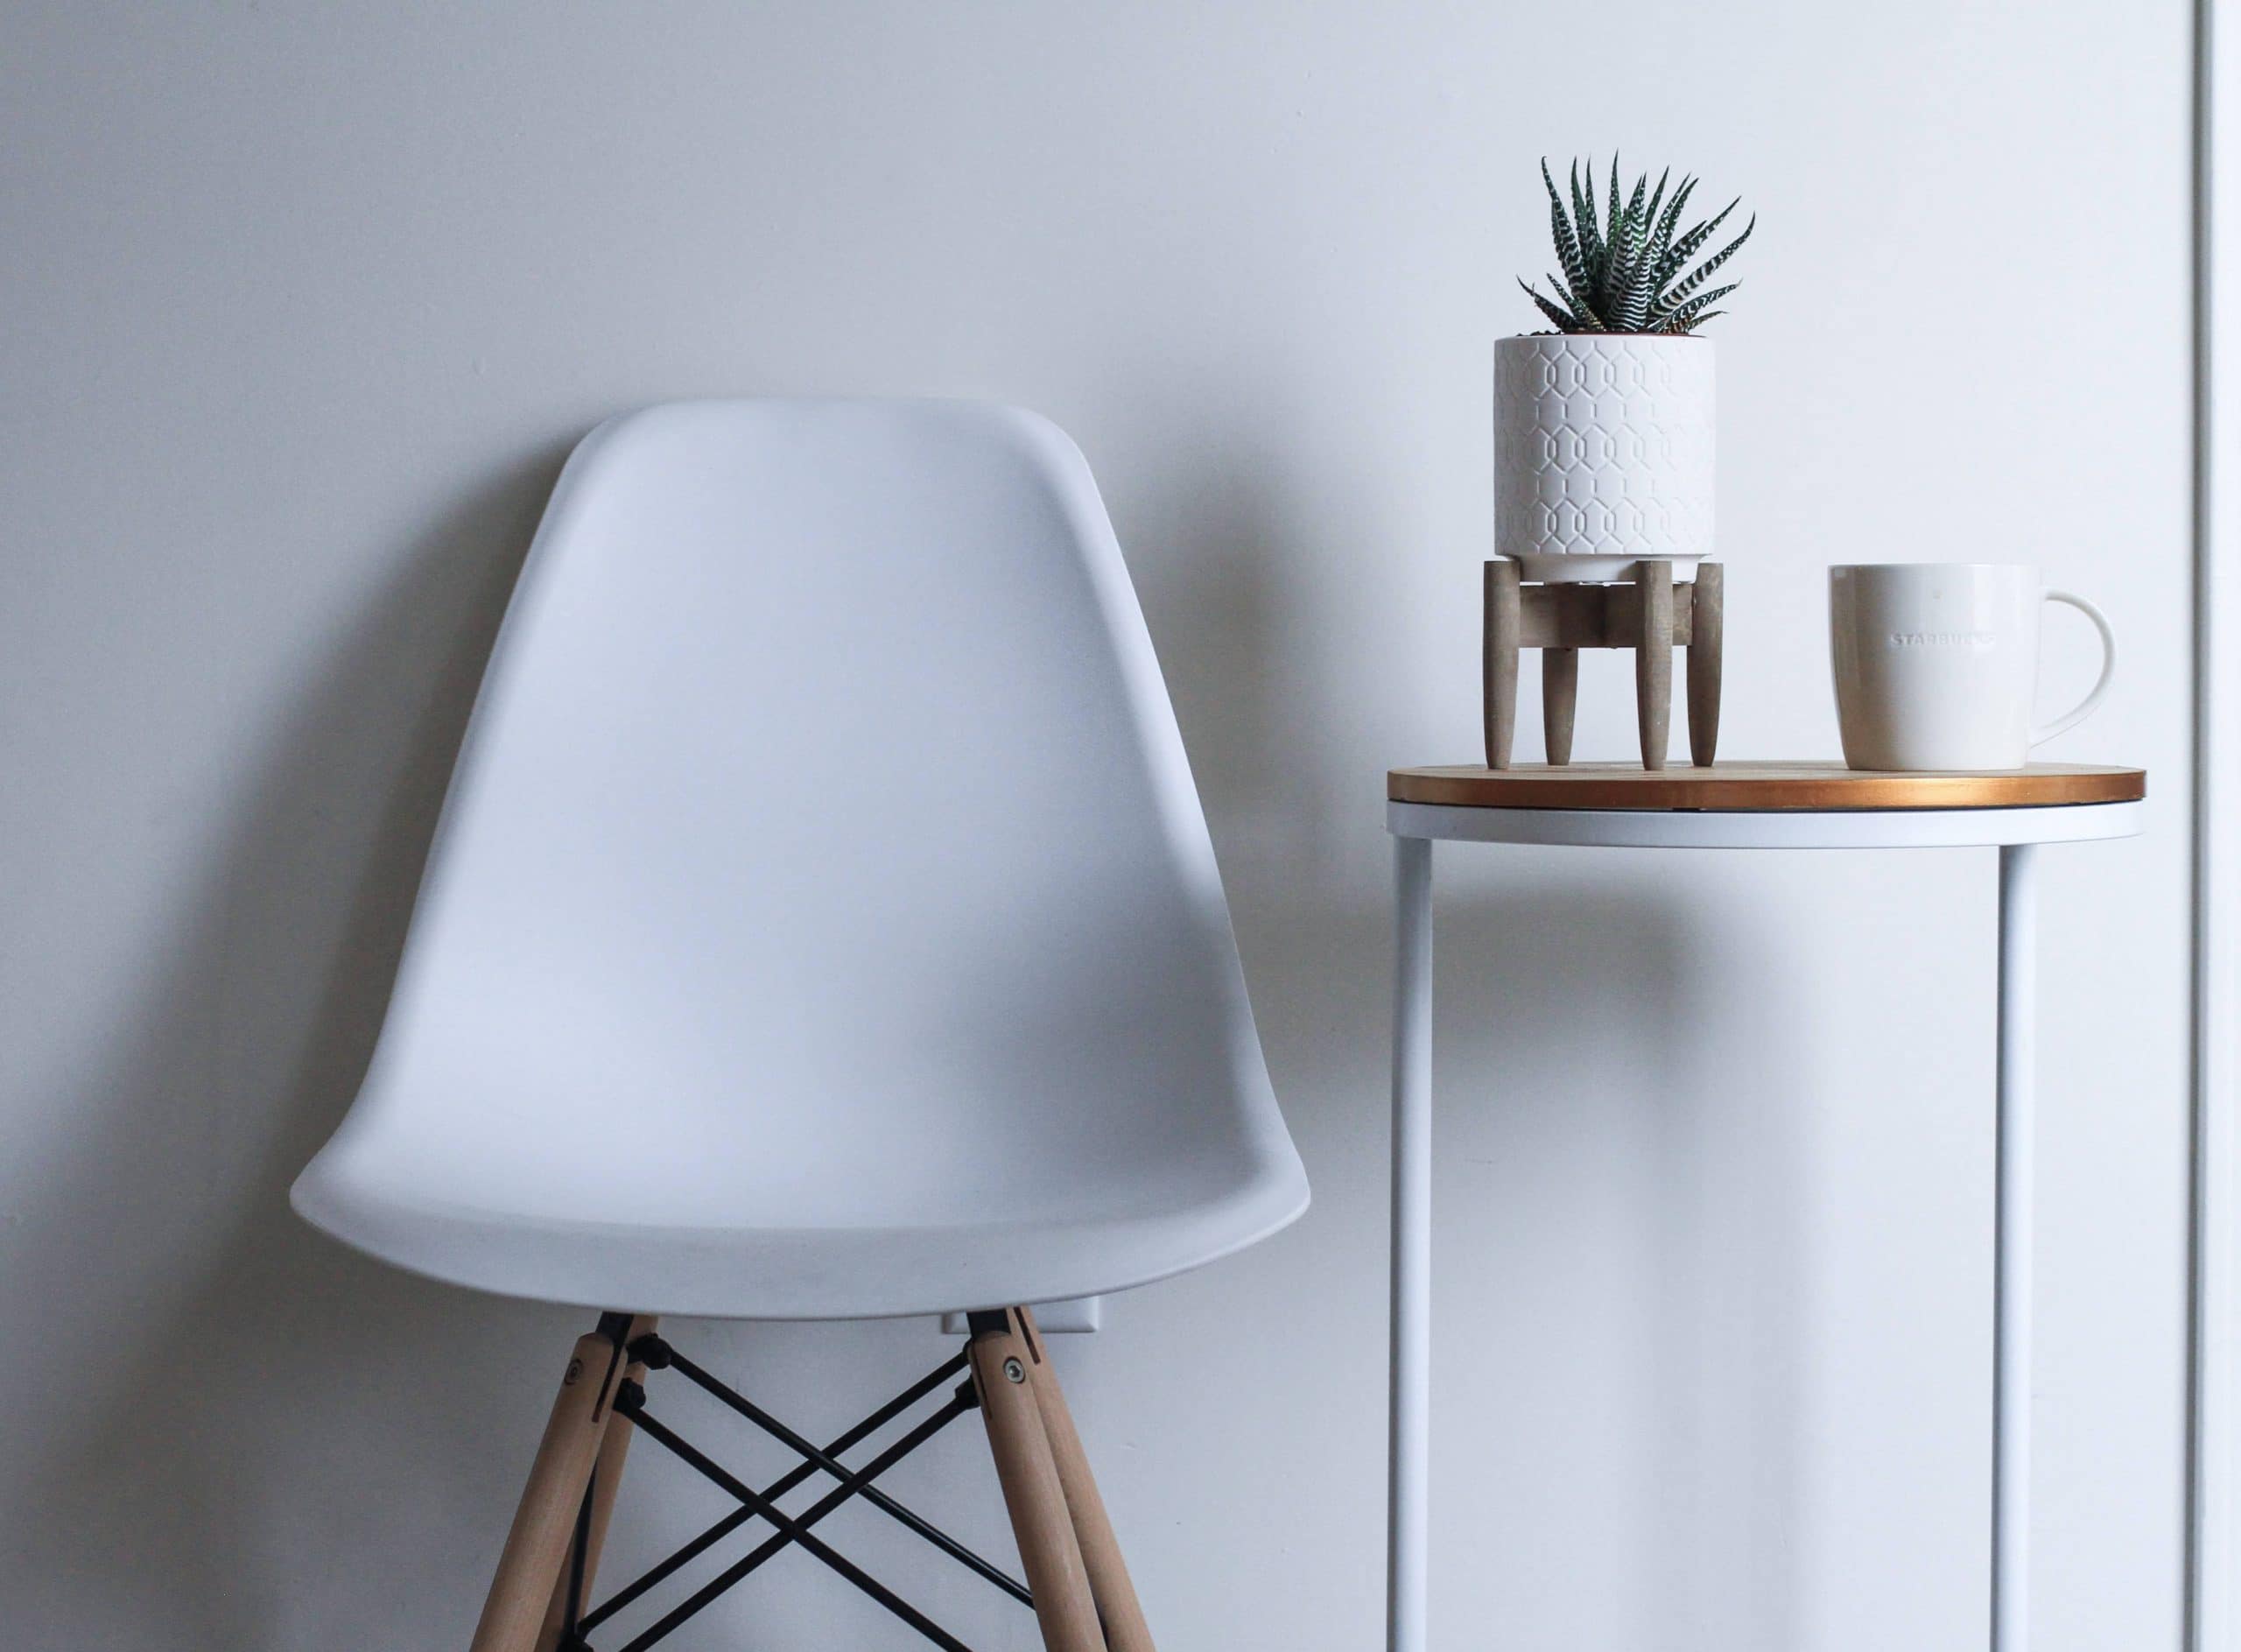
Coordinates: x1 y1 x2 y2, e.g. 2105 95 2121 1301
1387 762 2146 812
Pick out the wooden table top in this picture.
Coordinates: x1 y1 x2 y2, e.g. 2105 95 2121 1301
1387 762 2146 812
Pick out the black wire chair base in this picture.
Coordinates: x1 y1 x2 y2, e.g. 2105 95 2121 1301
555 1326 1030 1652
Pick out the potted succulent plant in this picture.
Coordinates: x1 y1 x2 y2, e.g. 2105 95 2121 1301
1498 158 1753 582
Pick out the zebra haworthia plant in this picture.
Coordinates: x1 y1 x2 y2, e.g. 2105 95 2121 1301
1519 157 1753 335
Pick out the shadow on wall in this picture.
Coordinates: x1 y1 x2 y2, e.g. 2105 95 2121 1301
1233 882 1811 1652
1115 415 1810 1650
12 448 586 1648
1437 888 1810 1650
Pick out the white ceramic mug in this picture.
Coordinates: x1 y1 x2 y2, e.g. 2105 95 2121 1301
1829 563 2115 771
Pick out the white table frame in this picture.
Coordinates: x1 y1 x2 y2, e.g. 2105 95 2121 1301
1384 798 2145 1652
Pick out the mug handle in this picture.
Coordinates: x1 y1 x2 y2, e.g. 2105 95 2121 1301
2030 589 2116 746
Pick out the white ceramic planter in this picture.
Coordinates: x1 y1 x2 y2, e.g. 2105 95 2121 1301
1493 334 1715 583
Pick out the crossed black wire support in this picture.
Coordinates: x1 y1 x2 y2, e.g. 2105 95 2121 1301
556 1332 1032 1652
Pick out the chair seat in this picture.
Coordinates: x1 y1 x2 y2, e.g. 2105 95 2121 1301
292 1121 1304 1319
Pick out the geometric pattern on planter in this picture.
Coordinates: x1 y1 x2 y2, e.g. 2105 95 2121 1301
1494 334 1715 573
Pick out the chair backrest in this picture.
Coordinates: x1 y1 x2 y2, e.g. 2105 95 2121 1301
299 400 1301 1254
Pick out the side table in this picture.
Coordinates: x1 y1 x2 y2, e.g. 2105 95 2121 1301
1382 762 2146 1652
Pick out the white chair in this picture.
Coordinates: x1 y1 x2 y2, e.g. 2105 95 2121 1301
292 398 1309 1652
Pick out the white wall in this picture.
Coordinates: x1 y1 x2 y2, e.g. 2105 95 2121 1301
0 4 2195 1648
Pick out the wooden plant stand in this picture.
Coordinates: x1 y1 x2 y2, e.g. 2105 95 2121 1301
1482 559 1723 771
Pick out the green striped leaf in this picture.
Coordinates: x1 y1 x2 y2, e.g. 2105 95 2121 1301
1542 159 1592 298
1660 197 1739 281
1551 271 1605 329
1608 217 1651 329
1648 175 1697 277
1655 217 1754 318
1519 278 1585 333
1660 284 1739 331
1604 155 1623 266
1642 168 1671 250
1571 158 1604 278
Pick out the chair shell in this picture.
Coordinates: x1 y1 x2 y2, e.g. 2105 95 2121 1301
292 398 1308 1318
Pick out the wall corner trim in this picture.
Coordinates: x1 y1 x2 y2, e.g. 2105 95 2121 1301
2190 1 2241 1647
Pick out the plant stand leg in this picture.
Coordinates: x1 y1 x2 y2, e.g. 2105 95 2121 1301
536 1317 657 1651
1015 1308 1156 1652
1484 560 1521 770
1542 648 1578 766
469 1322 636 1652
1687 562 1723 767
1635 559 1673 770
971 1313 1106 1652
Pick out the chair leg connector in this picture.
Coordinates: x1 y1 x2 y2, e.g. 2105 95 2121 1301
470 1307 1148 1652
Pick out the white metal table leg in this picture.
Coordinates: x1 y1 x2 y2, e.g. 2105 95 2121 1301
1390 834 1434 1652
1993 842 2038 1652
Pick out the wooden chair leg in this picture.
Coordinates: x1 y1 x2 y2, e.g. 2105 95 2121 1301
970 1313 1107 1652
1687 560 1723 767
1484 559 1521 770
1635 559 1673 770
536 1317 657 1652
1541 648 1578 766
468 1322 636 1652
1015 1309 1155 1652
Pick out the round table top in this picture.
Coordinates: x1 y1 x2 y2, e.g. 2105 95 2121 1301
1385 763 2146 850
1387 761 2145 812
